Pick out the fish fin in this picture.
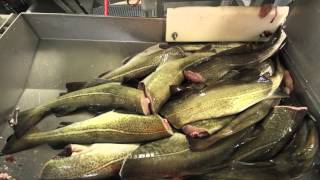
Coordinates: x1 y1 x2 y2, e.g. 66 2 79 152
97 70 111 78
48 142 69 150
182 125 209 138
86 104 108 116
56 121 74 129
158 42 172 49
65 82 86 92
121 77 140 88
84 78 112 88
51 106 77 117
59 92 68 96
219 70 241 81
267 91 289 99
121 55 133 65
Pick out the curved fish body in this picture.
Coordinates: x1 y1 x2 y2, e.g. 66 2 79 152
12 83 148 138
139 53 216 113
273 119 319 177
41 143 139 180
2 111 173 154
99 44 186 82
193 163 287 180
192 120 318 180
232 106 307 162
188 99 280 151
184 29 286 84
160 61 284 129
120 131 249 179
171 59 275 99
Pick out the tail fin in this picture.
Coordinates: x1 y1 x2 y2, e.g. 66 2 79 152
11 107 48 138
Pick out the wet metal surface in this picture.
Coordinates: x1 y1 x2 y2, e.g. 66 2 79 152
0 39 154 179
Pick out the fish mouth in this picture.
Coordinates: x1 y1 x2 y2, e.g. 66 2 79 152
53 144 90 159
138 82 153 114
183 70 205 83
140 93 151 115
182 125 210 138
161 118 174 135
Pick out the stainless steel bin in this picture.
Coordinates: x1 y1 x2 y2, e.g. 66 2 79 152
0 0 319 178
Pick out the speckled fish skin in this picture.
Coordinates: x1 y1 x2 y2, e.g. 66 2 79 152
120 131 249 179
12 82 147 138
188 99 280 151
160 60 283 129
40 143 139 180
139 53 216 113
2 111 173 154
184 29 286 83
190 118 318 180
232 106 307 162
273 119 319 178
99 44 186 82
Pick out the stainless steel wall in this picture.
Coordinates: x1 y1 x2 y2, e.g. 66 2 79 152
23 14 165 42
0 15 39 123
283 0 320 120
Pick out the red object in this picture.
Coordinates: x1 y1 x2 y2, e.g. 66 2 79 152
104 0 109 16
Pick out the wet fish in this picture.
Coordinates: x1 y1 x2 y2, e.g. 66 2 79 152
40 143 139 180
120 130 250 180
232 106 307 162
273 118 319 177
2 111 173 154
191 120 316 180
182 116 235 138
184 29 286 84
188 99 280 151
179 43 243 53
139 53 216 113
97 44 186 83
160 60 284 129
11 82 150 138
170 59 275 100
192 162 286 180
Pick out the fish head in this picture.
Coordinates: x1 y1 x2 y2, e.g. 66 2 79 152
1 134 37 155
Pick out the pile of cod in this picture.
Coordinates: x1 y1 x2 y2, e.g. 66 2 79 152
2 29 319 180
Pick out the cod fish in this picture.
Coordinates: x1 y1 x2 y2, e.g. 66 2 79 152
120 130 250 180
268 118 319 178
160 60 284 129
89 44 186 85
139 53 215 113
11 82 150 138
183 29 286 84
232 105 307 162
2 111 172 154
188 99 280 151
40 143 139 180
192 119 318 180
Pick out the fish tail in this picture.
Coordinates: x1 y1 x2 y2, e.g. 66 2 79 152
11 106 49 138
1 128 41 155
